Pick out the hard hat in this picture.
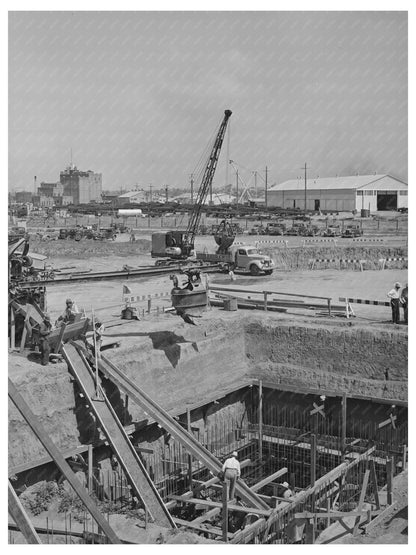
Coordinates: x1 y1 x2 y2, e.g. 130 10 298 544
43 313 51 321
66 298 73 304
232 451 238 457
395 282 402 289
281 482 289 489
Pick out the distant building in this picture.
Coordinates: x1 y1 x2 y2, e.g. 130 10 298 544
117 190 148 205
15 191 33 204
60 166 102 205
267 174 408 212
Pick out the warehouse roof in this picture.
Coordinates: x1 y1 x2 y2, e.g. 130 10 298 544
268 174 407 192
118 191 145 199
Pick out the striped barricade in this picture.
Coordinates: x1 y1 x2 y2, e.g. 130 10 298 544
255 240 288 247
339 296 390 319
352 238 384 242
302 238 337 246
309 258 367 271
378 257 408 270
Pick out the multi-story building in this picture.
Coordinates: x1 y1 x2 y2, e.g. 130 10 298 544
60 166 102 205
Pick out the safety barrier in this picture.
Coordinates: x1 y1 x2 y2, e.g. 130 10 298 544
309 258 367 271
378 257 408 270
339 296 390 319
352 238 384 242
302 238 337 245
255 240 288 247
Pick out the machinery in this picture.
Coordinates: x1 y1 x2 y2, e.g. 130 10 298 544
151 109 233 261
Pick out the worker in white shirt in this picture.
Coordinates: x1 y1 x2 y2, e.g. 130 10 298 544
387 282 402 324
280 481 294 499
222 451 241 500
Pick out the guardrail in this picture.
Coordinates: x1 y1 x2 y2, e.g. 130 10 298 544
309 258 367 271
210 285 333 316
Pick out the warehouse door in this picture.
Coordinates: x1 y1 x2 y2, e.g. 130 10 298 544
314 199 320 211
377 191 397 210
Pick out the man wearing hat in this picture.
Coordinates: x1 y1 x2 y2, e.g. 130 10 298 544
222 451 241 500
56 298 79 326
38 313 52 366
387 282 402 324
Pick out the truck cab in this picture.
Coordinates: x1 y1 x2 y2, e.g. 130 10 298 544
229 245 275 276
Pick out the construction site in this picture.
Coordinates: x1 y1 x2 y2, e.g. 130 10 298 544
8 110 408 545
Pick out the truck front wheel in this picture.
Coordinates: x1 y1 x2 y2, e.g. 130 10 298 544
250 264 260 276
264 270 273 275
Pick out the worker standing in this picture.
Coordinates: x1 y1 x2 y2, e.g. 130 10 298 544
38 313 52 366
400 283 408 324
94 319 105 356
387 282 401 324
222 451 241 501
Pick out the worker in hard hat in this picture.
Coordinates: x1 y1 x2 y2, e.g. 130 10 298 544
56 298 79 326
387 282 402 324
38 313 52 366
221 451 241 501
280 481 294 500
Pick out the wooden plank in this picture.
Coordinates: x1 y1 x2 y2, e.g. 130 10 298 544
54 322 67 354
258 380 263 461
10 305 16 351
192 507 221 525
364 501 399 533
251 467 288 492
168 496 272 517
353 468 370 536
173 517 232 539
8 481 41 544
8 378 119 544
370 459 380 510
295 510 381 520
222 481 229 543
386 458 394 505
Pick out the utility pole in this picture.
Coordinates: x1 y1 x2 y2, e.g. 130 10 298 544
253 171 258 198
149 184 153 203
236 169 239 209
190 174 194 203
304 162 307 215
165 185 169 203
34 176 37 195
265 166 268 209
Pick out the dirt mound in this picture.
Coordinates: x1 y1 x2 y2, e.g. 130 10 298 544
28 238 151 259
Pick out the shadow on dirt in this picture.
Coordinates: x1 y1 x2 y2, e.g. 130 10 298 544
108 331 199 368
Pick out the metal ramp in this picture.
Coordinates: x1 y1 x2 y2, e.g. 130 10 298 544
62 343 175 529
75 342 268 511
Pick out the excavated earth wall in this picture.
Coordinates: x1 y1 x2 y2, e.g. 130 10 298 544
8 315 407 471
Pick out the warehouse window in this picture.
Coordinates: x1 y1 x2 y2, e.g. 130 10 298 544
356 191 363 196
399 191 408 195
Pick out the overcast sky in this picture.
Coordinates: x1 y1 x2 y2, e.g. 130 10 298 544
9 11 407 192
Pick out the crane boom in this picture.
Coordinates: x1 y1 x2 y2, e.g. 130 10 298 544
182 109 232 255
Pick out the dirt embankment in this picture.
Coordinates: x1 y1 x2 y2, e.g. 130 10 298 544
244 318 407 400
8 314 407 470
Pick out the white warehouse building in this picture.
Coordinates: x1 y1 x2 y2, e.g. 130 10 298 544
267 174 408 212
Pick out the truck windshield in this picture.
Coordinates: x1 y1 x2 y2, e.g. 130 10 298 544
246 249 259 255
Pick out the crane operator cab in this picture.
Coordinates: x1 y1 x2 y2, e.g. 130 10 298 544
152 231 193 261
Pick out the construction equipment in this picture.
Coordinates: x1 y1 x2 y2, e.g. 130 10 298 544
151 109 232 260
